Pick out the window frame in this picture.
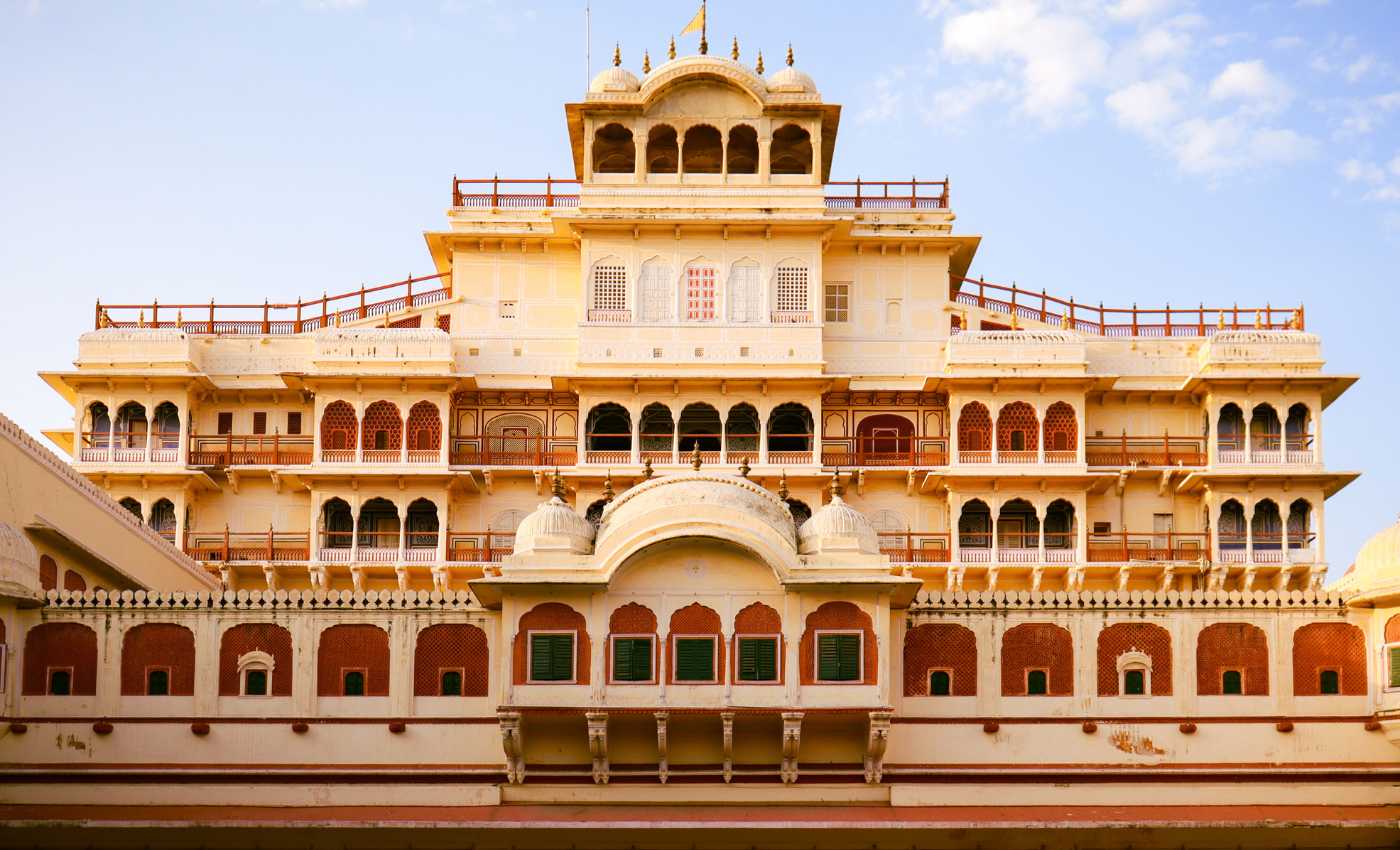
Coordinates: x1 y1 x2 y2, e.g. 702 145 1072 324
734 633 781 684
242 667 270 697
47 665 75 696
145 665 172 696
671 634 720 684
609 634 657 685
236 650 275 697
1220 667 1244 695
814 629 864 684
438 667 466 696
823 281 850 324
1317 666 1341 695
341 667 369 697
928 667 953 696
1025 667 1050 696
590 263 629 313
526 630 578 685
1387 643 1400 691
287 411 303 435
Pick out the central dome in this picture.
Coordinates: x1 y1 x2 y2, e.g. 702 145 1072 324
596 470 796 550
1332 514 1400 598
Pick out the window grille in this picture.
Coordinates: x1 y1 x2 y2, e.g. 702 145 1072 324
824 282 850 322
685 265 716 321
775 264 809 314
591 264 628 312
639 262 673 322
729 262 762 322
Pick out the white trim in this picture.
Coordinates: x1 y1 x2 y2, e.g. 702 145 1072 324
1382 643 1400 692
526 629 579 685
608 633 657 685
237 650 275 697
733 633 782 684
671 633 721 684
813 629 864 684
1115 649 1153 698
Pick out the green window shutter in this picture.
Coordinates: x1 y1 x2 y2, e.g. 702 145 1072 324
738 637 777 682
818 634 860 682
1389 647 1400 688
531 634 574 682
675 638 715 682
613 638 652 682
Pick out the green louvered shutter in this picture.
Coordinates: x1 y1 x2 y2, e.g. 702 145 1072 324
818 634 860 682
1390 647 1400 689
675 638 715 682
738 637 777 682
613 638 652 682
531 634 574 682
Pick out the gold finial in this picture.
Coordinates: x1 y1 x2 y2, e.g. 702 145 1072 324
1254 309 1263 329
786 43 794 67
550 468 566 500
138 309 145 328
690 442 703 470
1010 310 1020 330
668 35 676 60
602 470 615 501
755 50 764 74
731 36 739 61
1059 310 1070 330
642 49 651 74
176 309 183 327
642 456 654 479
777 471 789 501
1217 311 1225 330
829 470 845 499
612 43 621 67
737 457 751 478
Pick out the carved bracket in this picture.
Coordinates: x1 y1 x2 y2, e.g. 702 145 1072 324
498 710 524 785
655 711 669 784
720 710 735 784
586 711 610 785
780 711 803 785
864 711 892 784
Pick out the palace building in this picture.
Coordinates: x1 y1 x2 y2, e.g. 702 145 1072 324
2 41 1399 849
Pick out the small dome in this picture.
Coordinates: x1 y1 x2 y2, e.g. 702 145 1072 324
513 475 595 556
0 521 42 601
1333 514 1400 595
766 66 817 94
797 476 878 555
589 65 641 94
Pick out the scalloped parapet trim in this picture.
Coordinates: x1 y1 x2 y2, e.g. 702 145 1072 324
910 587 1349 610
42 587 484 610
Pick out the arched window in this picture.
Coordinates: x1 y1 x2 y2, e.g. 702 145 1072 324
87 402 111 443
1196 622 1268 695
121 623 195 696
405 498 439 553
770 123 812 174
152 402 180 452
361 401 402 460
592 122 635 174
585 498 609 530
996 402 1039 460
855 413 914 464
1001 623 1073 696
1285 403 1311 459
415 623 489 697
115 402 147 451
904 624 976 697
678 403 722 454
38 554 57 591
585 403 631 456
724 403 760 462
1291 622 1365 696
668 603 724 684
63 569 87 592
785 498 812 526
869 509 909 555
767 402 813 460
515 602 589 685
589 259 629 316
727 124 758 174
1042 402 1077 459
727 259 762 323
1287 499 1313 552
997 499 1039 553
682 124 722 174
406 401 441 457
1218 500 1246 554
646 124 678 174
320 401 358 459
318 624 390 697
638 258 675 323
118 498 142 520
682 261 717 321
485 412 544 464
639 403 675 462
219 623 293 697
885 300 902 325
320 498 353 552
800 601 875 685
1097 623 1171 696
957 402 992 461
1044 499 1075 555
23 622 97 695
772 262 809 321
1250 403 1281 458
148 499 176 541
1217 403 1245 460
958 500 992 552
1252 499 1283 553
734 602 782 683
357 497 400 557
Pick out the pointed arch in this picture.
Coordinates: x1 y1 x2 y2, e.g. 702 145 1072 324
646 124 678 174
320 401 358 460
957 402 991 462
1042 402 1077 460
996 401 1039 461
770 123 812 175
682 124 722 174
592 122 635 174
638 256 675 322
406 401 441 457
361 401 403 460
727 124 758 174
727 257 762 322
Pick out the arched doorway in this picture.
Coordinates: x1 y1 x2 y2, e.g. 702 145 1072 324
855 414 914 466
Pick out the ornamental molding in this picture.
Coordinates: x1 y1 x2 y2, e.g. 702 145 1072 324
40 587 485 611
908 587 1350 612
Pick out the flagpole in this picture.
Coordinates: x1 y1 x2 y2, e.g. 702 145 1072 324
585 1 591 84
700 0 708 55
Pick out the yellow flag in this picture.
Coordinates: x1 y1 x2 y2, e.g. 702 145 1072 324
680 3 705 36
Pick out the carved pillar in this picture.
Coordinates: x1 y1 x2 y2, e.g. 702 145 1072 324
586 711 610 785
864 711 892 784
780 711 803 785
498 710 524 784
655 711 669 784
720 710 735 783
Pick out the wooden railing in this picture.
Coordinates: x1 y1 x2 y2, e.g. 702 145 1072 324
822 437 949 468
450 435 578 467
879 533 952 563
451 176 951 211
951 275 1302 337
447 532 515 563
189 435 313 466
1087 532 1208 563
1085 435 1207 467
95 271 450 334
184 529 311 562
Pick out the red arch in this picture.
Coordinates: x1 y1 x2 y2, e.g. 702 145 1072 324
1197 622 1268 695
856 413 915 463
219 623 293 696
121 623 195 696
1096 622 1171 696
1292 622 1366 696
996 402 1040 454
799 601 877 685
414 623 489 697
320 401 358 451
1001 623 1073 696
406 401 441 452
317 624 390 696
22 622 97 695
513 602 589 685
39 554 57 591
957 402 991 454
1043 402 1077 454
904 623 976 696
668 603 724 685
361 401 403 452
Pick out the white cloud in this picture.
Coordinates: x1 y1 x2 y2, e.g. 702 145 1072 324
1294 0 1330 7
1208 60 1292 111
858 71 907 124
927 78 1015 123
1106 72 1187 133
1270 35 1304 49
305 0 365 9
1168 116 1315 175
1334 91 1400 137
1344 54 1377 83
1338 156 1400 202
1107 0 1174 20
1132 27 1191 62
1340 158 1385 184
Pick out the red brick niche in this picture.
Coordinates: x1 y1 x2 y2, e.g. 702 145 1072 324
1292 622 1367 696
608 602 659 684
120 623 196 696
733 601 784 683
1385 613 1400 644
903 623 976 696
317 624 390 697
512 602 589 686
1096 622 1171 696
1196 622 1268 696
22 622 97 696
799 601 877 686
668 602 725 685
414 623 489 697
219 623 294 697
1001 623 1073 696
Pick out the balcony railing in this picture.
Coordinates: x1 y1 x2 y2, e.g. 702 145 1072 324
451 176 950 211
78 431 181 463
95 271 450 335
185 529 311 562
951 275 1302 338
189 434 313 467
1086 435 1206 467
317 445 444 464
450 435 578 467
447 532 515 563
879 533 952 563
770 310 813 324
1217 435 1314 465
822 438 949 468
954 447 1075 464
955 532 1076 564
581 435 811 466
1087 532 1207 563
1216 533 1316 564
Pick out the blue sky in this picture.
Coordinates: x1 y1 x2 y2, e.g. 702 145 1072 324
1 0 1397 576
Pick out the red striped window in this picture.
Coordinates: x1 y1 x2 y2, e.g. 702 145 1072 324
686 265 716 321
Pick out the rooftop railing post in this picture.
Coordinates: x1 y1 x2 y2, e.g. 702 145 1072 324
406 275 413 309
452 174 460 207
321 292 329 328
296 298 302 332
94 300 102 330
1068 297 1075 331
854 177 862 209
492 174 500 208
1199 303 1205 336
208 300 215 335
262 299 270 334
1131 303 1138 336
1040 288 1047 323
910 176 916 209
152 299 159 328
1164 302 1171 336
1298 304 1305 331
223 524 230 563
359 286 366 320
546 174 554 208
978 276 985 308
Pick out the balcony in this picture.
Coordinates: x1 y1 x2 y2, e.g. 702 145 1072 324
447 532 515 563
184 530 312 562
450 436 578 468
1216 533 1317 565
1087 532 1207 563
879 533 952 564
451 177 949 212
955 532 1077 565
822 437 948 468
954 448 1078 465
189 435 313 467
78 432 181 464
1086 435 1206 468
318 447 444 464
1217 437 1315 465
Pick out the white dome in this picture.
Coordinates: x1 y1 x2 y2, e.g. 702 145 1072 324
513 477 595 556
595 470 797 552
797 477 878 555
589 65 641 94
0 521 43 601
1334 514 1400 595
766 66 817 94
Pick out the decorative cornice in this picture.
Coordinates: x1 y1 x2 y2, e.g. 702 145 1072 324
41 587 484 611
909 588 1350 612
